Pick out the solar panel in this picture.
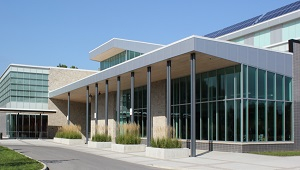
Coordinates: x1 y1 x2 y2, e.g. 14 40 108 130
204 0 300 38
204 15 261 38
257 1 300 23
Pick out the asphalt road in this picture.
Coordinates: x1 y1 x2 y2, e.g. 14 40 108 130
2 143 159 170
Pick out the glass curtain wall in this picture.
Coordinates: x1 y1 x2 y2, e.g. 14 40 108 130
6 114 48 138
119 86 147 137
100 50 143 71
10 72 49 104
171 64 293 142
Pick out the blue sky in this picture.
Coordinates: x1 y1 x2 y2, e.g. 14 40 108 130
0 0 297 74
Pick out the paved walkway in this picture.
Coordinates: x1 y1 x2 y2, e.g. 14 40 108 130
1 139 300 170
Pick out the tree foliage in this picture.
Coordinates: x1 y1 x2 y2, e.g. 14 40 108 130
57 63 67 68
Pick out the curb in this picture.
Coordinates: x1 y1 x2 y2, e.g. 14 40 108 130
16 150 48 170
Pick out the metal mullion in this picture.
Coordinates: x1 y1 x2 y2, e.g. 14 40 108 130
255 68 258 142
245 65 249 142
274 74 277 141
283 76 285 141
225 69 227 141
240 64 244 142
234 66 237 142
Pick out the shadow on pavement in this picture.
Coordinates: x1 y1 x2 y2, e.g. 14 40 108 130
196 150 211 157
41 159 79 164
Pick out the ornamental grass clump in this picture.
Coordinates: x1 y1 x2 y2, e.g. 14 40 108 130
151 126 181 148
150 137 182 148
116 123 141 144
92 133 111 142
55 124 82 139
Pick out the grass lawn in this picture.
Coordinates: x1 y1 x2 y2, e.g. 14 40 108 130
0 146 44 170
252 151 300 156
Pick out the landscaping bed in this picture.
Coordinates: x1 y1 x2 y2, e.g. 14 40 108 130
252 151 300 156
0 146 44 170
146 137 190 159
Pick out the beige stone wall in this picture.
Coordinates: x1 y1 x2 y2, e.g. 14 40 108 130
48 68 97 91
90 91 117 141
47 67 97 138
48 98 86 138
151 80 167 139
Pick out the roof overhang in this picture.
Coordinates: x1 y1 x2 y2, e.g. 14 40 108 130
89 38 164 62
0 108 56 114
50 35 292 103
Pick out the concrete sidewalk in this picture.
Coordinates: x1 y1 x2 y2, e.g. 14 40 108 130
1 139 300 170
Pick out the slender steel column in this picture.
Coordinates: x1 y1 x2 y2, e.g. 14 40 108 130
117 76 120 125
190 53 196 157
105 80 109 134
39 113 42 138
147 67 151 146
17 113 19 139
131 72 135 123
86 86 89 144
166 60 171 128
67 92 70 125
95 83 98 125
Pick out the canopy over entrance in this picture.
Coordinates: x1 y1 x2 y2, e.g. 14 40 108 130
0 108 56 113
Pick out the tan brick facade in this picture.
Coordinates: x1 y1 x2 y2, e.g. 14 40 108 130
47 67 97 138
48 68 97 91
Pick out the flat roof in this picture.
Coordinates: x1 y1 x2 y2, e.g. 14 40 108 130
0 108 56 113
50 35 293 102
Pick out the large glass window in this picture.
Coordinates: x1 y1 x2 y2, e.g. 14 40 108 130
226 67 235 99
285 102 292 141
258 101 266 141
258 69 266 99
201 73 208 102
208 71 217 101
276 75 283 101
235 65 241 98
254 29 271 48
100 50 142 70
243 100 247 142
248 67 256 99
217 69 225 100
236 100 241 142
248 100 256 141
285 77 292 101
218 101 225 141
227 100 234 141
170 64 292 143
209 102 216 140
276 102 284 141
267 101 275 141
201 103 208 140
267 72 275 100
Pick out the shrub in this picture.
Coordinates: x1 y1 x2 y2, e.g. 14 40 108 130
92 133 111 142
55 125 82 139
151 137 182 148
116 123 141 144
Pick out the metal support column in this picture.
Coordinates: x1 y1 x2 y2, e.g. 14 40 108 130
117 76 120 125
190 53 196 157
39 113 42 139
17 113 19 139
166 60 171 128
147 67 151 147
95 83 98 126
67 92 70 125
86 86 89 144
105 80 109 134
131 72 135 123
